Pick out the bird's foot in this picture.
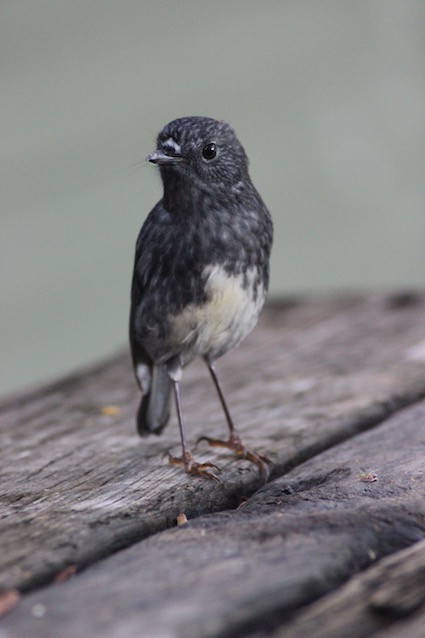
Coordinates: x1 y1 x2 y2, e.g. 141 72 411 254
167 451 222 485
198 432 271 481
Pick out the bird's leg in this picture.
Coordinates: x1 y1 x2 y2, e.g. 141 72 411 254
168 380 222 484
199 360 271 480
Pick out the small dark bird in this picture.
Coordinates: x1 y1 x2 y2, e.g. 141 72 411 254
129 116 273 482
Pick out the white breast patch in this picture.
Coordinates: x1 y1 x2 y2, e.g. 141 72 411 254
169 264 265 362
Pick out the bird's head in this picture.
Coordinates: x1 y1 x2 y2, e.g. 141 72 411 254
147 116 250 192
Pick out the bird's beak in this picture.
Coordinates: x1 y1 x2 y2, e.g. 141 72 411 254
146 150 184 165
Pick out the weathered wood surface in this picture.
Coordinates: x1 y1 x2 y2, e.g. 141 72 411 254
3 398 425 638
1 294 425 637
275 535 425 638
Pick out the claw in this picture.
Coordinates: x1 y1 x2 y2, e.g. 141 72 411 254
198 432 271 480
167 451 222 485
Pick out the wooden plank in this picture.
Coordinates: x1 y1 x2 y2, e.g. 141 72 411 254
2 398 425 637
279 538 425 638
1 294 425 597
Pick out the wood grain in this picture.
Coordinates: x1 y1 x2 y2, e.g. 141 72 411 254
1 294 425 636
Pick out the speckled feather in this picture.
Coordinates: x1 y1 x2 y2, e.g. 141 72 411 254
129 116 273 435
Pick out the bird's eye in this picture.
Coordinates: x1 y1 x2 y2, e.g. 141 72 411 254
202 142 217 161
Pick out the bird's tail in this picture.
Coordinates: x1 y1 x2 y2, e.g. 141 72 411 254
137 364 172 436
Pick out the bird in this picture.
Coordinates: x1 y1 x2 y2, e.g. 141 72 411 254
129 116 273 482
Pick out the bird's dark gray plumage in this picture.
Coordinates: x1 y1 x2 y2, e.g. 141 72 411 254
129 116 273 481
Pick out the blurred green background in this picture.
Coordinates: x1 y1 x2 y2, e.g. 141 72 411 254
1 1 425 398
